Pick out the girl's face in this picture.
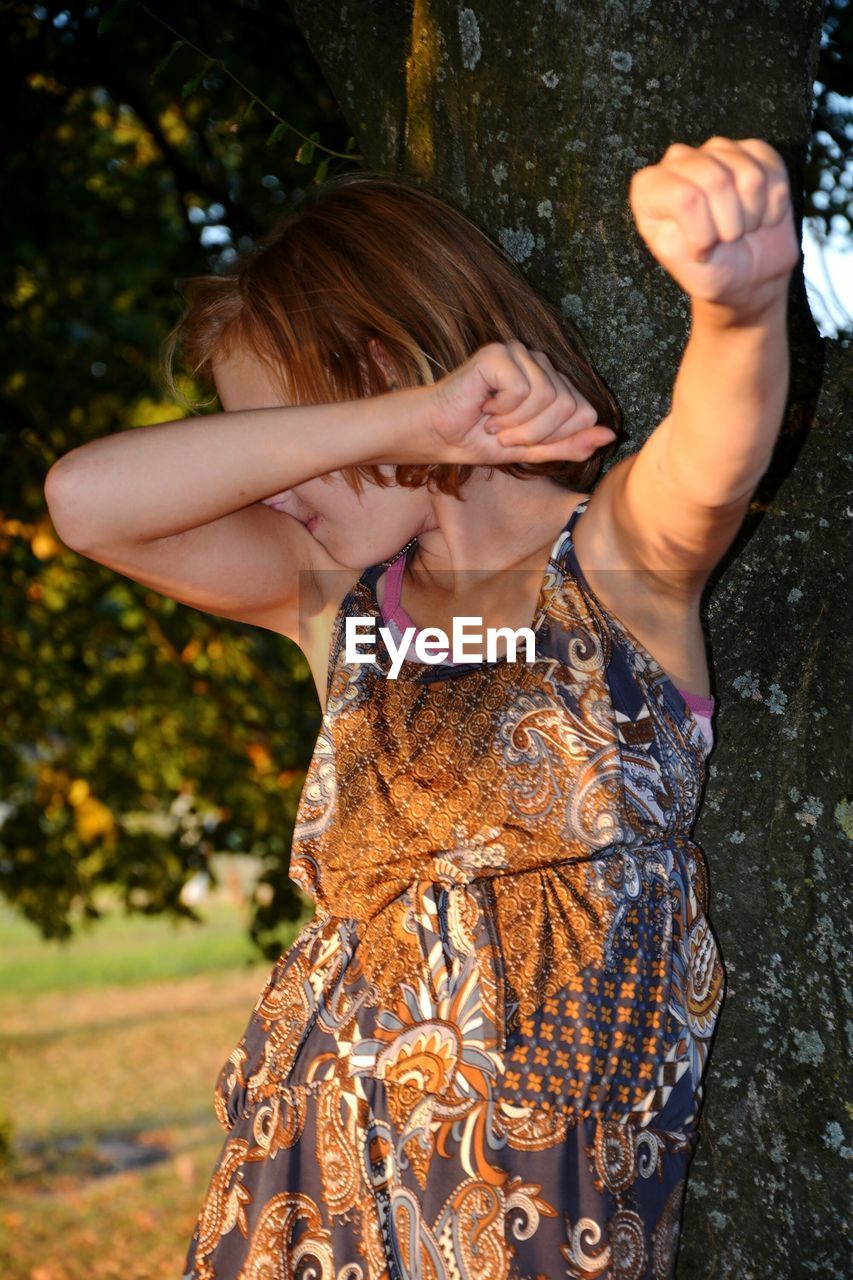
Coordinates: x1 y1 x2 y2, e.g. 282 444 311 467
212 344 432 569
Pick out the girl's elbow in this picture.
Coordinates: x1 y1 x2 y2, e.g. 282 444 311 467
43 461 93 550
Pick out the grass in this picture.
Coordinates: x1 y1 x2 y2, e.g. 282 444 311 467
0 886 315 1279
0 895 267 1000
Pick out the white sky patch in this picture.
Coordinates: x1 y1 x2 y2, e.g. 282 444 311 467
803 218 853 339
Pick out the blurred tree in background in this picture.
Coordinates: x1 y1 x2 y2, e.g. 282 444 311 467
1 0 850 956
808 0 853 242
2 0 361 956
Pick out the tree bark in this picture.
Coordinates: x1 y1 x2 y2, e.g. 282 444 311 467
286 1 851 1274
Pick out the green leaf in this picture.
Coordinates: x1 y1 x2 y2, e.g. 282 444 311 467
97 0 136 36
266 122 289 147
151 40 185 85
314 157 330 185
295 141 315 165
181 58 215 103
345 135 358 153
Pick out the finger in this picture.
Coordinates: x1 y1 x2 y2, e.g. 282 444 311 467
525 352 575 390
496 396 610 448
497 425 616 456
525 350 578 402
478 343 531 417
525 350 571 389
662 147 745 244
492 390 584 445
497 341 563 426
698 137 790 228
502 372 585 445
490 426 614 464
730 137 792 227
552 368 579 406
698 137 768 234
508 342 562 406
631 162 718 259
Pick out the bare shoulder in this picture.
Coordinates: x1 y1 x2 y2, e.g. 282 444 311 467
295 542 364 710
571 459 714 697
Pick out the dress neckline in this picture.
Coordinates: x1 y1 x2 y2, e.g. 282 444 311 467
383 548 715 715
357 497 591 678
358 497 715 734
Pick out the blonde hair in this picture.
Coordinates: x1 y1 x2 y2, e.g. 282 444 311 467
161 169 623 498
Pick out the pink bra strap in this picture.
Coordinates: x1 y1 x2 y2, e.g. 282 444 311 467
382 553 406 614
681 688 715 715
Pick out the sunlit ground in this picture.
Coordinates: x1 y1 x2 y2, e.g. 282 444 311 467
0 870 314 1280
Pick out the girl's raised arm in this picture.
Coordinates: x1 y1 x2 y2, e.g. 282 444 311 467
587 136 798 600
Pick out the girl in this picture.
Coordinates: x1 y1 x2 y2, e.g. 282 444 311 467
45 136 797 1279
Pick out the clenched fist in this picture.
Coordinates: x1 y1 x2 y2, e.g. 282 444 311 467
420 340 617 465
630 136 799 316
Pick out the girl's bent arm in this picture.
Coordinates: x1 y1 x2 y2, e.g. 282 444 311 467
42 387 429 640
44 387 428 550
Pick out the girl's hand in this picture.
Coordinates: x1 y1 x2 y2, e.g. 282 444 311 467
421 340 617 465
630 136 799 316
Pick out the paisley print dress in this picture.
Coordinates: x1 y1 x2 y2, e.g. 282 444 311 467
181 496 726 1280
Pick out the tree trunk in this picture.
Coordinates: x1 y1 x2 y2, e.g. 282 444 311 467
286 1 851 1274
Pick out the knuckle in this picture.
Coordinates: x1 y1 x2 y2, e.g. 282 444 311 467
744 138 785 170
745 136 774 156
741 165 767 193
704 162 733 191
678 184 705 211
